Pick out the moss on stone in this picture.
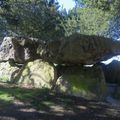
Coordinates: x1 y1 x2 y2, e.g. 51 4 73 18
13 59 56 88
0 76 9 82
56 66 107 100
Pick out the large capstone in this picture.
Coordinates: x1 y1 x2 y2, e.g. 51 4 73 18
55 65 107 100
38 33 120 65
12 59 57 88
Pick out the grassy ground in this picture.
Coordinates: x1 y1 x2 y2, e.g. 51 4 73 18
0 83 49 109
0 83 79 111
0 83 120 120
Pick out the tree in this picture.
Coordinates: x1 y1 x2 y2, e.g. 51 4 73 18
63 0 120 37
0 16 7 37
0 0 65 40
78 0 120 38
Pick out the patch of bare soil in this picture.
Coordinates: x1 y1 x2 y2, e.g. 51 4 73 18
0 100 40 120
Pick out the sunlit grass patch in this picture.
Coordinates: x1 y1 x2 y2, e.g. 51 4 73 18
0 91 14 102
0 84 79 111
0 84 49 108
0 90 14 107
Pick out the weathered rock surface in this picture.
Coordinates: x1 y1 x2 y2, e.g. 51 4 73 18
55 65 107 100
0 62 19 82
38 33 120 65
12 59 57 88
1 34 120 65
101 60 120 85
114 87 120 100
0 37 43 63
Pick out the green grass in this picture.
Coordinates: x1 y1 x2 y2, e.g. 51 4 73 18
0 85 50 108
0 91 14 102
0 90 14 108
0 84 77 111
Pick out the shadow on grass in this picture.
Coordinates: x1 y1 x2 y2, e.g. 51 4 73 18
0 83 120 120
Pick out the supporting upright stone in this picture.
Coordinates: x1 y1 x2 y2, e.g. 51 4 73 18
55 65 107 100
12 59 57 88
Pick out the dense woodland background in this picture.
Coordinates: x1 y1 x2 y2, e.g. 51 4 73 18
0 0 120 40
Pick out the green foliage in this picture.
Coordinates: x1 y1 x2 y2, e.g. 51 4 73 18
75 0 120 15
0 16 7 37
0 0 65 40
0 0 120 38
64 0 120 36
65 8 110 35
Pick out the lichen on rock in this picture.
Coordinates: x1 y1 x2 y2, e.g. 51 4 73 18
37 33 120 65
12 59 56 88
0 62 19 82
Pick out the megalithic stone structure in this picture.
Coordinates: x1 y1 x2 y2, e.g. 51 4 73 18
38 33 120 65
0 33 120 65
